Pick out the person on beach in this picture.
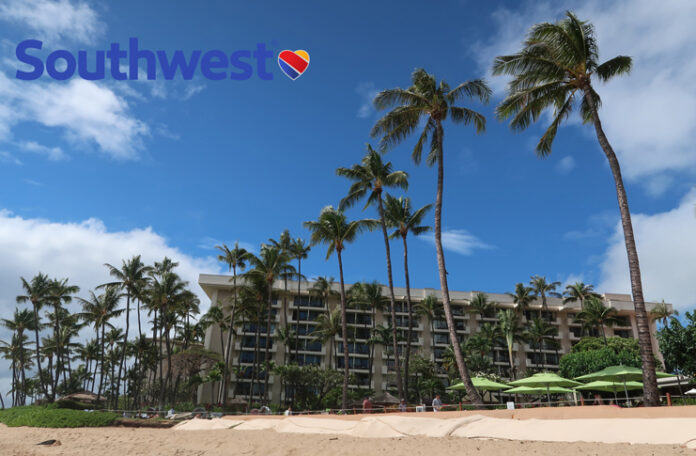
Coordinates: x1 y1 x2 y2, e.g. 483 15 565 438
362 397 373 414
432 394 443 412
399 399 407 413
284 407 292 416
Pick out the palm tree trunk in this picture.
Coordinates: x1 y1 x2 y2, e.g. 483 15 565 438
376 197 404 400
97 324 106 401
116 292 131 409
31 301 50 401
295 259 302 360
369 306 375 388
336 249 350 410
433 124 482 406
584 87 658 406
221 268 238 406
263 287 273 405
53 304 61 398
18 333 27 405
402 236 414 401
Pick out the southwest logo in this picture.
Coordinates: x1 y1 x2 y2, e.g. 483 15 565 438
278 50 309 80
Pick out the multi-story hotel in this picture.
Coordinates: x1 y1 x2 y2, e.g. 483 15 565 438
197 273 668 404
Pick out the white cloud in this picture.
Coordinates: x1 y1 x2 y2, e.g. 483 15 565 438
23 178 42 186
0 150 21 165
0 73 149 160
355 82 379 119
0 0 102 44
597 189 696 313
18 140 67 161
556 156 576 174
472 0 696 188
419 229 492 255
0 209 222 397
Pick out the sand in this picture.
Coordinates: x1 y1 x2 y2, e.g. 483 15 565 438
2 407 695 455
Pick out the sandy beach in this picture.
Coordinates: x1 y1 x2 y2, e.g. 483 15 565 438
2 407 696 456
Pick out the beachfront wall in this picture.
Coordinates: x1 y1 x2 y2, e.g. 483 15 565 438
196 273 666 405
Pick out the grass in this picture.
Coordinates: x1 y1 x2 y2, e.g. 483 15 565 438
0 406 118 428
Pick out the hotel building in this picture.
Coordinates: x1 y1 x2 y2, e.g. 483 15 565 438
197 273 667 404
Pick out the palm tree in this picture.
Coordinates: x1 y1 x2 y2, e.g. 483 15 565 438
1 308 36 404
16 273 52 400
78 285 123 400
244 245 295 404
353 281 388 388
524 317 557 369
508 283 535 316
290 238 311 359
576 296 619 344
493 11 659 405
563 282 601 308
415 295 444 357
371 68 490 406
215 242 249 404
529 276 561 317
650 300 675 327
469 292 495 320
269 230 293 334
46 278 79 394
497 309 524 379
383 194 432 399
312 308 342 369
103 256 149 407
304 206 378 409
336 145 409 400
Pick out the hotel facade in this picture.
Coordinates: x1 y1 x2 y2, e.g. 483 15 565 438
197 273 667 404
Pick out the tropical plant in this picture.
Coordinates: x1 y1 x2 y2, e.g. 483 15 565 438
1 308 37 405
290 238 311 359
650 301 676 327
336 145 409 400
508 283 535 316
524 316 558 368
371 67 490 407
303 206 378 409
563 282 601 308
497 309 524 379
415 295 443 355
493 11 659 404
312 308 342 370
215 241 249 404
469 292 495 320
576 296 618 343
529 276 561 316
383 194 431 399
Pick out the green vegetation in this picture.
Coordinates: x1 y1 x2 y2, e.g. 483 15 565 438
559 337 642 379
0 406 117 428
657 310 696 377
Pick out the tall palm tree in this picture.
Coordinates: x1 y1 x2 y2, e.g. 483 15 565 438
469 292 495 320
16 273 52 401
46 278 79 395
415 295 444 357
103 256 150 407
1 308 36 405
372 68 490 406
497 309 524 379
244 245 295 404
650 301 676 327
304 206 378 409
508 283 535 316
312 308 342 369
269 230 293 334
563 282 601 308
383 194 432 399
524 317 557 369
493 11 659 405
529 276 561 316
77 285 123 400
354 281 388 388
337 145 409 400
215 242 249 404
290 238 311 359
576 296 619 344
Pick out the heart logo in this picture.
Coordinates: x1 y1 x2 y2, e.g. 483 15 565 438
278 50 310 80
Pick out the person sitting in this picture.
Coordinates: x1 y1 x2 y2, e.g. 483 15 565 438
398 399 407 413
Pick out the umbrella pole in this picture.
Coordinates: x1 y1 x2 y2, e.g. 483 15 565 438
623 379 630 407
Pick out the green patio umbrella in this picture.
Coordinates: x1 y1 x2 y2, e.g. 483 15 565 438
448 377 510 391
504 386 574 395
575 365 671 404
508 372 581 405
448 377 510 404
575 380 643 403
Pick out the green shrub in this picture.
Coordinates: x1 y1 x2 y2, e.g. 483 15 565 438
0 406 118 428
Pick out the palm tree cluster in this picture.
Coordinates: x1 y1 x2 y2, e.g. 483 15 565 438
1 257 205 409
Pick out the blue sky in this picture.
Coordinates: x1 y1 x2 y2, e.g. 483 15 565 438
0 0 695 325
